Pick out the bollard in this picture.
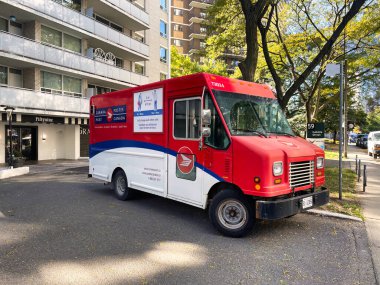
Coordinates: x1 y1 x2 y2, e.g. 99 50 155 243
358 160 361 182
363 165 367 192
355 155 358 174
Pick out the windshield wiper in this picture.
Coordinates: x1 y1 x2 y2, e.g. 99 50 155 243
269 131 295 137
234 128 268 138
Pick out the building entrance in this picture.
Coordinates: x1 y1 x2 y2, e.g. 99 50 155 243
5 126 38 162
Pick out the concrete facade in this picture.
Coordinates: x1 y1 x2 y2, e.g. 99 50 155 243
0 0 169 165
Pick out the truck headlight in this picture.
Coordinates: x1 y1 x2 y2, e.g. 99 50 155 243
316 157 324 169
273 161 283 176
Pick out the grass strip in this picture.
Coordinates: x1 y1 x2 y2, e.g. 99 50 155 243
321 167 363 220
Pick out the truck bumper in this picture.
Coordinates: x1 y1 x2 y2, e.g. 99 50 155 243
256 187 329 220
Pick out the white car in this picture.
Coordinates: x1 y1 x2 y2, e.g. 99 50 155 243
368 131 380 159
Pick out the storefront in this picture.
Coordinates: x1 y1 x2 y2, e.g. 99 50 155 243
0 113 88 165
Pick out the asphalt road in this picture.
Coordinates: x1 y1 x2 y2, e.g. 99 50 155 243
0 166 376 285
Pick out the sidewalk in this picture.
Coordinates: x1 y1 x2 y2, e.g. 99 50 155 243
348 149 380 284
0 159 89 179
328 145 380 283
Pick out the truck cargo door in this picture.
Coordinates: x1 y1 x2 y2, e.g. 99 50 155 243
168 97 204 207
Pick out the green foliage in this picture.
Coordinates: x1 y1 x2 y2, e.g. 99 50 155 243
170 47 228 78
366 107 380 132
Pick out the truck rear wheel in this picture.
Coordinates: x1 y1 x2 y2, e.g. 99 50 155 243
112 170 134 201
209 189 255 238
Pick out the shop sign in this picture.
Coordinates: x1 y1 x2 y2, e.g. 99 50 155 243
22 115 65 124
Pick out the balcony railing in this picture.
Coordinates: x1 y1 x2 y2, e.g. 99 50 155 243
5 0 149 58
104 0 149 26
0 85 89 116
0 31 149 86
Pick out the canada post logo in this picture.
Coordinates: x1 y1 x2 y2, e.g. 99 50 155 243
95 105 126 124
176 146 195 175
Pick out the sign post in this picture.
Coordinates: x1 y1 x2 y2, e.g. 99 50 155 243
306 123 325 150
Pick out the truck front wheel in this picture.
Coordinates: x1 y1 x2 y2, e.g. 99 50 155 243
209 189 255 238
112 170 134 201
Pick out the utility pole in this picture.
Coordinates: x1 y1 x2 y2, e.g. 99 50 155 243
343 0 349 158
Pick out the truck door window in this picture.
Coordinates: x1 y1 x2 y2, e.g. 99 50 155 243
174 98 201 139
205 93 230 149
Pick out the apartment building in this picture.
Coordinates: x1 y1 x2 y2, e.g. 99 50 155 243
0 0 169 165
171 0 244 73
171 0 210 61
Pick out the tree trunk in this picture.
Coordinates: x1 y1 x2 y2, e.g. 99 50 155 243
239 15 259 82
333 130 337 144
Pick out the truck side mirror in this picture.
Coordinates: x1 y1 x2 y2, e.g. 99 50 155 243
202 127 211 137
202 109 211 125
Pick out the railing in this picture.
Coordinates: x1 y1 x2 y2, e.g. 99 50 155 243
0 31 149 86
0 85 89 115
5 0 149 57
104 0 149 24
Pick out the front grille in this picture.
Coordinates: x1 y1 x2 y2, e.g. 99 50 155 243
289 160 314 188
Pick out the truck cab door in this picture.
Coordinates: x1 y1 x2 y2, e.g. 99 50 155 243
168 97 204 207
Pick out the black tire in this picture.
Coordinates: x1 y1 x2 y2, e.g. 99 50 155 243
375 154 378 159
112 170 134 201
209 189 255 238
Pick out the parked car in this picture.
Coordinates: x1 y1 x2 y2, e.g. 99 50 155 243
356 134 368 147
361 137 368 149
368 131 380 159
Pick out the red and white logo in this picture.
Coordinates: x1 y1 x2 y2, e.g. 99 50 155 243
176 146 195 174
106 108 113 122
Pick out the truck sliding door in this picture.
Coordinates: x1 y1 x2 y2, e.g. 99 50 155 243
168 97 204 207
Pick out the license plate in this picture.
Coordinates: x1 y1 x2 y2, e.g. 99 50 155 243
302 196 313 209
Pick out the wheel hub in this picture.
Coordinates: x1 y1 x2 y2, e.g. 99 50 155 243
217 200 247 230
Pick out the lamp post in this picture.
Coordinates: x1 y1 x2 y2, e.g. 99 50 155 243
4 106 15 168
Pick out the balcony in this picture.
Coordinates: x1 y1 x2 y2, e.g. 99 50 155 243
189 33 206 40
0 86 89 117
90 0 149 30
0 31 149 86
189 0 213 9
4 0 149 59
189 16 206 24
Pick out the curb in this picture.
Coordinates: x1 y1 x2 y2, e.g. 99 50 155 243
0 167 30 180
306 209 362 222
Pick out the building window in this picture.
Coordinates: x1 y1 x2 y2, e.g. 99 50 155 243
200 26 207 33
63 33 81 53
160 20 167 38
200 12 207 19
173 9 183 16
115 57 124 68
0 17 9 32
133 33 144 43
135 63 144 75
173 39 183 47
41 25 81 54
160 0 167 11
0 66 8 85
53 0 81 11
160 73 167 81
174 24 183 31
160 47 167 63
41 71 82 97
0 66 22 87
200 41 206 49
174 99 201 139
94 14 123 32
88 84 117 95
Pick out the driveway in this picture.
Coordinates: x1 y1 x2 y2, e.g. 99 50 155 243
0 165 376 285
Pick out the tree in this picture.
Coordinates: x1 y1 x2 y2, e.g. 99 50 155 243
170 47 228 78
207 0 369 113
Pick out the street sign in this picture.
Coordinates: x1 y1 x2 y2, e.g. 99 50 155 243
307 123 325 139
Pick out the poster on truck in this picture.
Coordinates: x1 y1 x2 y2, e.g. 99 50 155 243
133 88 163 132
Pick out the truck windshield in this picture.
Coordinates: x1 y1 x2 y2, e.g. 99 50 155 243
212 90 294 137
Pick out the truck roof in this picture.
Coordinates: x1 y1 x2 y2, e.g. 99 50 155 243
91 73 276 100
